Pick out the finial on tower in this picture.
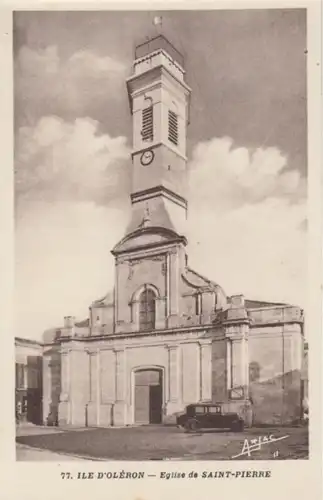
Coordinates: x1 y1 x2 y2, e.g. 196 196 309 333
153 16 163 32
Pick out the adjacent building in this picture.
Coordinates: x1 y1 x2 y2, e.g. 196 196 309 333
15 337 43 425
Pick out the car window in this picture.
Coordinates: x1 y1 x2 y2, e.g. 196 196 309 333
209 406 221 414
195 406 205 414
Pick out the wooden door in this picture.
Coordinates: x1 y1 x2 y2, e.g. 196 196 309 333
149 385 162 424
134 369 163 424
134 385 150 424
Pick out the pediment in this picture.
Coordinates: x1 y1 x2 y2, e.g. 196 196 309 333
112 226 186 255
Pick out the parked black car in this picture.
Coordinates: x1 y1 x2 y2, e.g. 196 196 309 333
176 403 245 432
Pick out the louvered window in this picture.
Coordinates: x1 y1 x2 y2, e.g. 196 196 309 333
141 106 154 142
168 110 179 146
139 288 156 331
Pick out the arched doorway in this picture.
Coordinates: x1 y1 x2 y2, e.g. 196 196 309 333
134 368 163 424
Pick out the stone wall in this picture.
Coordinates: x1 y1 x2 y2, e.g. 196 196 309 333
248 325 303 424
48 332 213 427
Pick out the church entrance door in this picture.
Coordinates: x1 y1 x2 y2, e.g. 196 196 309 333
134 369 163 424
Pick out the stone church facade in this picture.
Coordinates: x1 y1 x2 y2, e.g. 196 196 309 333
42 35 305 428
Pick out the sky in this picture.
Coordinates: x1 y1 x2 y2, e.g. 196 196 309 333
14 9 307 341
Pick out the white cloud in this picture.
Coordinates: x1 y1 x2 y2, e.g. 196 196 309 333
15 115 131 339
15 200 129 340
15 115 131 208
15 130 307 341
15 45 127 119
187 137 306 306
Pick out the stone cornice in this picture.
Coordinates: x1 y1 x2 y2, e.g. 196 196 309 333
222 318 251 327
112 230 187 256
249 320 304 328
126 64 191 99
55 323 217 343
131 184 187 209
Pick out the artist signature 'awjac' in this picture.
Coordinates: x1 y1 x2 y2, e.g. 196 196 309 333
232 434 289 459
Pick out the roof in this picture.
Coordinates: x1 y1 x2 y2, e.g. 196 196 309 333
91 290 114 307
244 299 288 309
15 337 43 347
185 267 219 289
135 34 184 68
75 318 90 328
186 402 221 407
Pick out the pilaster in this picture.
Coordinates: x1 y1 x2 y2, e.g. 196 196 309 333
58 348 71 425
86 350 100 426
165 344 182 418
225 322 250 400
113 348 127 426
199 341 212 401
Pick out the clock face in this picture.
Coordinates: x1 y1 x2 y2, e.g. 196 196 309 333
140 149 154 166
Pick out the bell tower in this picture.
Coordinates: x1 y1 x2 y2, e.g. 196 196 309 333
126 35 191 236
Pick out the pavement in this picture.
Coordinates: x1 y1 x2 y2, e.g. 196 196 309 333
16 424 309 461
16 443 92 461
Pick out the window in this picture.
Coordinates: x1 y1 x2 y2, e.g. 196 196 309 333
195 406 205 414
195 293 202 315
168 110 178 146
141 106 154 142
209 406 221 414
139 288 156 331
15 363 25 389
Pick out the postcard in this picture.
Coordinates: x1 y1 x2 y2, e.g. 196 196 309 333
0 1 321 499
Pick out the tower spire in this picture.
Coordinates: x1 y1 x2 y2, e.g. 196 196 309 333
124 30 191 237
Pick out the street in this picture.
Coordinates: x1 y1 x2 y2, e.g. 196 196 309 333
16 424 308 461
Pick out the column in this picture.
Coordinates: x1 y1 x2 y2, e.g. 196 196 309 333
58 349 71 425
229 333 249 399
113 348 127 426
199 341 212 401
168 249 179 327
86 350 100 426
281 324 303 423
165 344 181 419
42 355 51 425
226 339 232 391
168 345 179 401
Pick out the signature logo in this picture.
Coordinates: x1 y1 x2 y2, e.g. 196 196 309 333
232 434 289 459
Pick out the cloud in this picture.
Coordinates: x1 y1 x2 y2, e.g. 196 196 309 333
15 132 307 341
186 137 307 306
15 115 131 210
15 200 129 340
15 45 127 125
188 137 306 211
14 115 131 338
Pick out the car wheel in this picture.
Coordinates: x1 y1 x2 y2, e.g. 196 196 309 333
185 419 199 433
231 420 244 432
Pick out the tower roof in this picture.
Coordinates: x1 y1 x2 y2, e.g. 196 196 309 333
135 34 184 69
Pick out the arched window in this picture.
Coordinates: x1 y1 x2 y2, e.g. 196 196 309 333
139 288 156 331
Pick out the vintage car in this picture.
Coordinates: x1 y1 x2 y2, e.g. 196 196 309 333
176 403 245 432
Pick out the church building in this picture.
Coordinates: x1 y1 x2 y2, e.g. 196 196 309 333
42 34 305 428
